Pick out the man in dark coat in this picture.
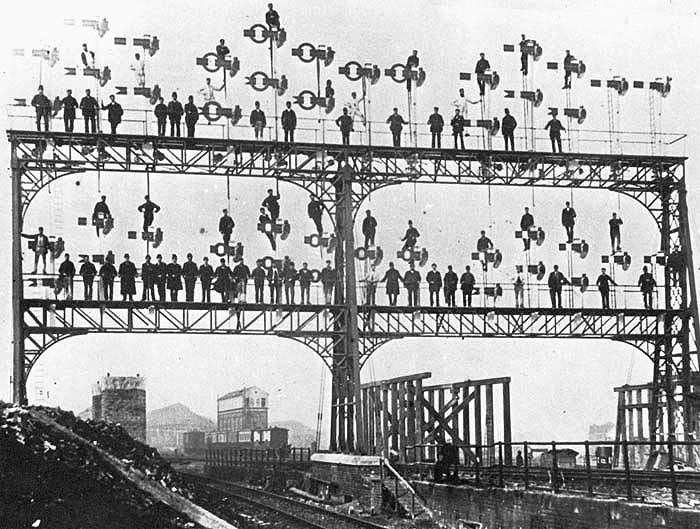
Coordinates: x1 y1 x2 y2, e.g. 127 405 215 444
214 258 231 302
638 266 657 309
118 254 137 302
262 189 280 221
216 39 230 60
31 85 52 132
519 34 529 75
563 50 574 89
451 109 466 150
427 107 444 149
166 254 183 301
443 265 458 307
219 209 235 246
153 254 167 301
545 111 566 153
21 226 50 274
281 101 297 143
561 201 576 243
401 220 419 251
141 255 155 301
92 195 112 237
99 259 117 301
403 262 421 307
307 195 324 235
335 107 353 145
199 256 214 302
252 259 267 303
154 97 168 136
460 265 475 307
475 52 491 96
183 253 199 302
426 263 442 307
138 195 161 232
268 264 282 304
381 262 402 306
548 264 569 308
259 208 276 251
250 101 266 139
502 108 517 151
266 3 280 29
233 259 251 302
320 260 337 304
362 210 377 248
282 261 298 304
61 89 79 132
168 92 184 137
184 95 199 138
298 262 313 304
520 207 534 250
58 254 76 300
609 212 623 253
101 94 123 134
79 256 97 300
596 267 616 309
79 88 98 133
386 107 407 147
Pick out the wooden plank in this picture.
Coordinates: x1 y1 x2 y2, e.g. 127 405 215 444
438 387 445 440
382 384 390 457
626 391 635 442
503 380 512 465
474 384 482 451
362 387 370 454
398 382 407 462
485 383 495 465
427 388 435 460
406 380 416 462
450 388 459 445
462 385 471 462
390 382 399 453
361 371 432 389
635 389 644 440
424 376 511 391
415 378 424 462
374 385 383 456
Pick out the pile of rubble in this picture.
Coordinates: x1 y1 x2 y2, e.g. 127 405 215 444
0 403 200 528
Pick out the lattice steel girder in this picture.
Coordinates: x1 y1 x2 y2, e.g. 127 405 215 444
9 130 685 217
359 306 682 345
22 299 685 349
22 300 343 337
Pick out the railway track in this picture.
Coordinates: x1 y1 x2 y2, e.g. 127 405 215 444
183 472 390 529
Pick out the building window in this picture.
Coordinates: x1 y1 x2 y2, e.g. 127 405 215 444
261 398 266 407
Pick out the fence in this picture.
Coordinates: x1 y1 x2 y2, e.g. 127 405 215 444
6 105 687 157
402 439 700 507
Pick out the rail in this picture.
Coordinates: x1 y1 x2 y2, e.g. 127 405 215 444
6 104 687 157
402 439 700 508
184 472 389 529
23 273 663 312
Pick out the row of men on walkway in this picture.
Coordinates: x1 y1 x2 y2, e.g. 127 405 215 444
53 252 659 310
31 85 566 152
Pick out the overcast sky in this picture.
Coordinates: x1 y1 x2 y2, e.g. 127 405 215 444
1 0 699 443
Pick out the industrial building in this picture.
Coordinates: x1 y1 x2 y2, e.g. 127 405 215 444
217 386 269 434
92 375 146 442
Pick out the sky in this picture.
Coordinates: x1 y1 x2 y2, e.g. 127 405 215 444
0 0 699 444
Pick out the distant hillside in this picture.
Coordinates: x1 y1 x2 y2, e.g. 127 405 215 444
148 403 215 431
272 420 316 448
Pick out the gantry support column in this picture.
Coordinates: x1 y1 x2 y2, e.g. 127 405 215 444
11 139 26 405
329 163 364 453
